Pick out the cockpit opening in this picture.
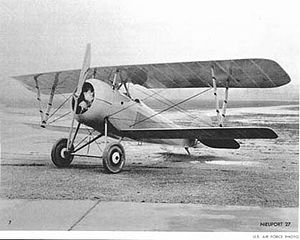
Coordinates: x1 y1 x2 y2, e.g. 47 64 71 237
72 82 95 114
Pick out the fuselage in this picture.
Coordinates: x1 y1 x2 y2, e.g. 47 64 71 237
75 79 211 147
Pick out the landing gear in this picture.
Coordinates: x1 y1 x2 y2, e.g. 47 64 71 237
51 117 126 173
49 44 125 173
102 142 126 174
51 138 74 168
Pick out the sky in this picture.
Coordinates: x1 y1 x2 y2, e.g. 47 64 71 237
0 0 299 104
0 0 299 78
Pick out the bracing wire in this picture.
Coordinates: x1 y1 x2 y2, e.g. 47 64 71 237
108 116 173 125
47 111 71 124
74 129 95 149
130 88 212 127
134 87 212 126
107 88 167 118
48 94 72 119
36 79 73 123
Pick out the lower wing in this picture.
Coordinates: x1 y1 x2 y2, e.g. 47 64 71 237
119 127 278 140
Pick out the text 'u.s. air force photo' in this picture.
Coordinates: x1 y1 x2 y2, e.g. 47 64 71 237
0 0 299 239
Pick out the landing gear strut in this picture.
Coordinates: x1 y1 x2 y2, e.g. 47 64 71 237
102 118 126 173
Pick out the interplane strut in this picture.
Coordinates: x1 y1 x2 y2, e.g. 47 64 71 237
211 66 230 127
34 73 62 128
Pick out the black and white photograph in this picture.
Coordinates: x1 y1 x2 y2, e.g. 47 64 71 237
0 0 299 239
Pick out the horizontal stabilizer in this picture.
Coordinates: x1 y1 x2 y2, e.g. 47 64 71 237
120 127 278 140
199 139 240 149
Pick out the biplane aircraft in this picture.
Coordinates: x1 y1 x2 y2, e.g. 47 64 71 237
13 44 291 173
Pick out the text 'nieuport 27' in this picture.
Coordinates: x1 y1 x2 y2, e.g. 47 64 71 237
13 44 291 173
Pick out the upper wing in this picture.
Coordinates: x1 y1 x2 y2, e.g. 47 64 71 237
117 58 290 88
119 127 278 140
13 58 290 94
13 69 81 94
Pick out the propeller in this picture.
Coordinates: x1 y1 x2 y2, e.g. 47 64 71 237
74 43 91 99
67 43 91 149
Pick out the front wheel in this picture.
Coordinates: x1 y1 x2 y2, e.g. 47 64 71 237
51 138 74 168
102 142 125 173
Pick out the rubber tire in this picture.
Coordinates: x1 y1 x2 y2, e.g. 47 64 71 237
102 142 125 174
51 138 74 168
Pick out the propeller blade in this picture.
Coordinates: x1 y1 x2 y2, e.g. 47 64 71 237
74 43 91 97
67 43 91 149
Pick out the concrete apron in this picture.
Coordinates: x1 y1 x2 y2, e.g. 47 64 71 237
0 200 298 231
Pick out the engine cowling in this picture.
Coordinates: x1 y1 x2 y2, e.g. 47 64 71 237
72 79 130 133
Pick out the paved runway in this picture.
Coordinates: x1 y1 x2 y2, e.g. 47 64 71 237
0 200 297 231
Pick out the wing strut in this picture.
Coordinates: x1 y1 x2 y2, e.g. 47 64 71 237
113 69 132 98
34 73 61 127
211 66 230 127
211 66 220 123
42 72 60 127
112 70 119 90
34 75 44 125
220 79 229 126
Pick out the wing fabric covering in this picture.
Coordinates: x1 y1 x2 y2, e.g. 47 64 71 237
14 70 81 94
119 127 278 140
13 58 290 94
